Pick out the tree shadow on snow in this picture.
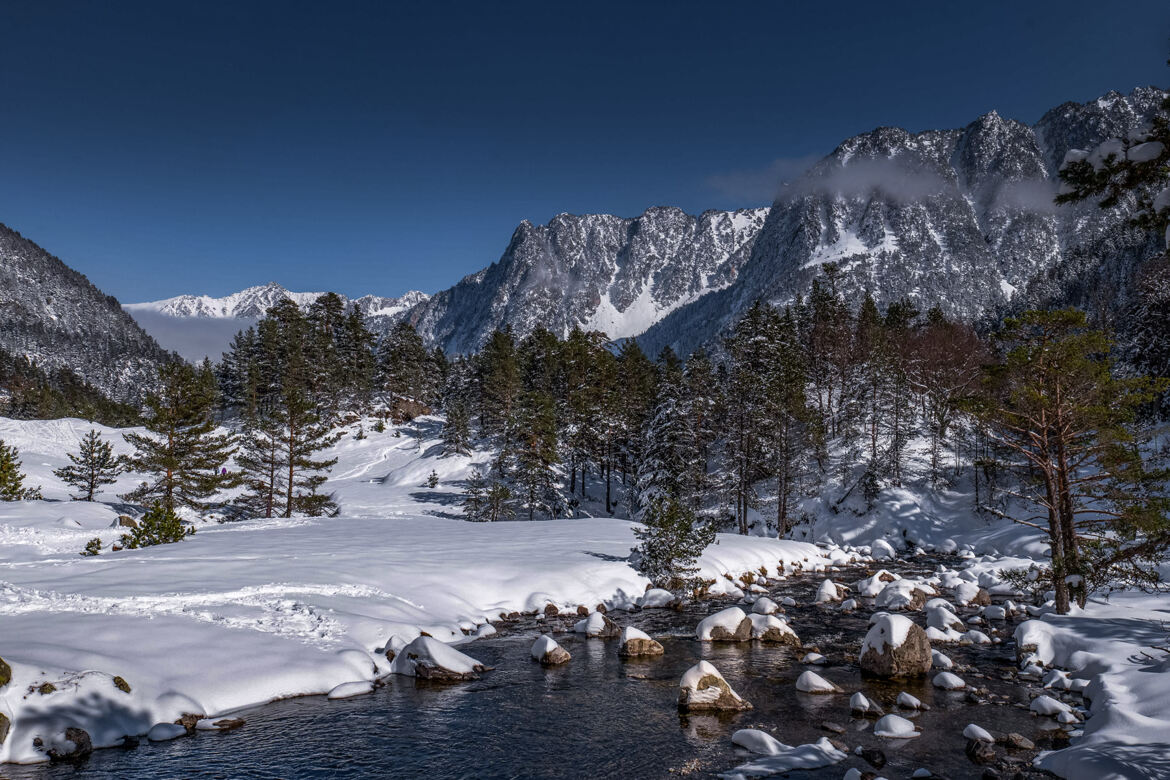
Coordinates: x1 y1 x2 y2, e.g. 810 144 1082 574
409 491 462 507
582 550 631 563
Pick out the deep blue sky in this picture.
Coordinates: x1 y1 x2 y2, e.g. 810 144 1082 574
1 2 1167 302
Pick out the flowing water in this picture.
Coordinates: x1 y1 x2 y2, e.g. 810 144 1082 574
1 558 1074 779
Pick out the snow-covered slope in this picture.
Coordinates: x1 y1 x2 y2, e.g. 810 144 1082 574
406 206 769 353
0 224 173 402
639 87 1167 358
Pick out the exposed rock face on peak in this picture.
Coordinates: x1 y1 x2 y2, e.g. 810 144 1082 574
0 223 173 402
636 86 1167 358
404 206 769 353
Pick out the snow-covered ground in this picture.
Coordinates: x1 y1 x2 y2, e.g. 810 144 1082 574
2 415 1168 777
0 416 829 764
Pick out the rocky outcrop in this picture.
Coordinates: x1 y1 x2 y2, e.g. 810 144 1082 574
677 661 752 712
696 607 753 641
618 627 664 658
531 635 572 666
860 614 932 678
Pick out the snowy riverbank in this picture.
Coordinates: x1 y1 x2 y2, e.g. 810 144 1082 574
0 416 833 764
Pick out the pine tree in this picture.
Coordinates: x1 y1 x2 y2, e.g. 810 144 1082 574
461 468 513 522
477 328 521 475
635 373 697 513
235 412 286 518
721 302 772 534
969 309 1170 613
763 307 811 533
682 349 721 512
514 390 560 520
123 362 236 513
631 496 717 593
54 429 122 501
277 388 341 517
442 400 472 456
120 502 194 548
379 321 434 407
0 439 40 501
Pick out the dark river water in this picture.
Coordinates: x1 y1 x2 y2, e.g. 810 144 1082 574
1 559 1071 780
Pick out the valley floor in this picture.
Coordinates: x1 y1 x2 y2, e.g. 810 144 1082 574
0 416 1167 779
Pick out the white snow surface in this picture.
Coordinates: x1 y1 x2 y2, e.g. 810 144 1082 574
794 671 841 693
861 613 916 655
696 607 749 640
721 732 846 777
0 416 828 763
873 714 920 738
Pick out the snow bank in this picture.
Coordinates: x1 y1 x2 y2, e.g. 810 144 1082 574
1010 592 1170 778
721 733 846 777
0 416 832 763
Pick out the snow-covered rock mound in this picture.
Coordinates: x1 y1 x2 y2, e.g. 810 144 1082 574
618 626 663 658
531 635 571 666
389 636 486 681
860 614 931 677
677 661 751 712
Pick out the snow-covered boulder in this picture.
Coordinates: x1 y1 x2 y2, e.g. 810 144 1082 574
752 596 780 615
952 581 990 606
748 614 800 646
696 607 752 641
814 579 844 603
850 691 880 716
531 635 571 666
795 670 842 694
638 588 677 609
801 652 827 665
931 649 953 669
897 691 926 710
873 714 920 738
618 626 663 658
1030 694 1073 717
963 723 994 743
44 727 95 759
780 596 797 607
677 661 751 712
860 614 931 678
875 579 933 611
389 635 487 681
933 671 966 690
927 604 964 632
856 569 900 597
573 611 620 638
871 539 897 561
839 598 857 612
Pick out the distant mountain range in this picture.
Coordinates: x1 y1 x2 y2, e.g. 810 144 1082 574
3 85 1165 400
122 284 429 361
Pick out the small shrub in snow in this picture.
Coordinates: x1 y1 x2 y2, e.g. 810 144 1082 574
426 470 439 488
80 537 102 557
119 503 193 549
0 440 41 501
630 496 716 594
